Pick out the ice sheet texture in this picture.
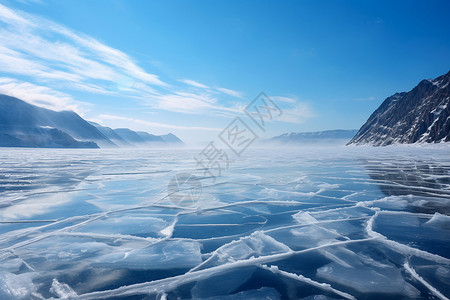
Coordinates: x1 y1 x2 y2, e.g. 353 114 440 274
0 146 449 299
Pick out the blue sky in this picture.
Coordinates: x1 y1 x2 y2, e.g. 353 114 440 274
0 0 449 144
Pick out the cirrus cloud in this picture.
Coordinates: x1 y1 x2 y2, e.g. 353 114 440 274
0 3 313 130
0 77 88 113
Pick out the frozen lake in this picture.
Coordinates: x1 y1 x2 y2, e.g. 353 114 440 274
0 146 449 299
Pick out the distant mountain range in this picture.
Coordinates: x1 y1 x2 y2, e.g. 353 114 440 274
0 94 183 148
89 122 182 147
270 129 358 145
349 70 450 146
3 70 449 149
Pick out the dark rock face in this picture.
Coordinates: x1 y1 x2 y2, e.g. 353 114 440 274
348 71 450 146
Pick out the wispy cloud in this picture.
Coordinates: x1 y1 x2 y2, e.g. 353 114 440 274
94 114 222 132
0 77 87 113
180 79 209 89
0 3 166 97
271 96 298 103
216 87 243 98
147 91 242 116
278 103 315 124
0 3 32 25
0 2 290 129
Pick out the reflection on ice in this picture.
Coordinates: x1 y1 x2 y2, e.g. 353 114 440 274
365 159 450 198
0 147 449 299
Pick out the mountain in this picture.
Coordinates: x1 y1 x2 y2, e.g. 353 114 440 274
136 131 165 143
159 133 183 144
113 128 146 144
0 94 114 148
89 122 131 147
90 123 184 147
348 71 450 146
0 94 184 148
0 127 98 148
270 129 358 145
0 94 105 148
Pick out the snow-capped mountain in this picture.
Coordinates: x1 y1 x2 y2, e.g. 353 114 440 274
270 129 358 145
348 71 450 146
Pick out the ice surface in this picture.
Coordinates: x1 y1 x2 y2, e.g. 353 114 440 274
0 258 23 273
192 231 291 272
75 215 170 237
404 261 449 300
261 265 355 300
293 211 319 225
193 287 281 299
425 212 450 227
50 278 77 298
93 240 202 270
190 267 257 298
316 247 421 297
317 262 419 296
0 147 449 299
0 271 36 299
299 296 341 300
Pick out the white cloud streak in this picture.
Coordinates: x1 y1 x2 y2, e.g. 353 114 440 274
278 103 315 124
0 3 311 128
180 79 209 89
95 114 221 132
0 3 166 96
0 77 87 113
216 87 243 98
0 3 247 116
272 96 297 103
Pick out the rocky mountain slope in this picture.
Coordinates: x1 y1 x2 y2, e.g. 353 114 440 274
348 71 450 146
